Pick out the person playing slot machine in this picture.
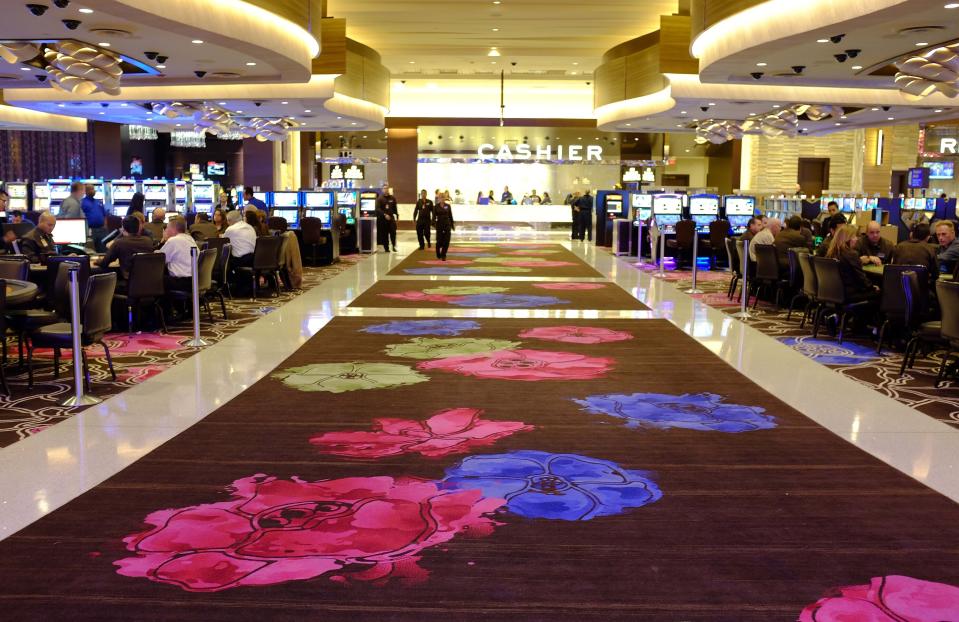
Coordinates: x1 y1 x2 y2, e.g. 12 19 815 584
413 189 434 250
433 196 455 261
375 187 398 253
856 221 894 267
20 212 58 264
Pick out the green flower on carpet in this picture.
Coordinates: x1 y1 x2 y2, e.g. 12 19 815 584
421 286 511 295
272 362 429 393
474 256 547 264
385 338 521 360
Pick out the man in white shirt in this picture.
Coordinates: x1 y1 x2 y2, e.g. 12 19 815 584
748 217 781 262
158 216 198 292
223 209 256 268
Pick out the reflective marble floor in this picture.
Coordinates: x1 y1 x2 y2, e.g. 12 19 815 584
1 230 956 539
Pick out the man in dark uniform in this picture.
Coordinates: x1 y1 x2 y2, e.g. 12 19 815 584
21 211 58 264
856 221 894 266
568 191 582 240
891 222 938 285
577 190 594 242
433 197 455 261
374 186 398 252
412 189 434 250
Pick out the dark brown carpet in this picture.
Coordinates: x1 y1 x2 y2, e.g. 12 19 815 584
387 243 604 278
0 317 956 621
348 280 648 310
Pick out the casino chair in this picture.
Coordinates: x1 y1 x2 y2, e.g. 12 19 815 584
708 219 730 269
0 256 30 281
876 264 928 355
785 249 812 321
300 217 327 267
666 219 697 268
812 257 874 343
794 252 821 329
267 216 288 233
45 255 90 305
933 280 959 387
168 248 221 322
235 236 283 299
105 215 122 233
27 272 117 390
0 279 9 394
726 238 742 299
751 245 789 309
5 260 73 367
113 252 167 333
899 271 944 378
212 243 232 303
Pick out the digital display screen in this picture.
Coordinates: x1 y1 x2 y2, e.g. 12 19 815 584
842 197 855 212
306 208 332 226
207 161 226 176
336 192 357 206
304 192 333 208
359 198 376 214
905 198 919 210
143 182 168 200
655 214 682 232
927 198 937 211
52 219 87 245
924 161 955 180
689 195 719 215
338 206 356 224
33 184 50 199
272 208 300 227
634 208 653 222
652 195 683 215
164 211 180 223
48 180 72 201
175 181 188 202
111 182 136 201
631 193 652 209
272 192 300 208
728 215 751 232
606 198 624 217
908 167 930 189
253 192 268 204
193 183 215 202
855 198 866 210
866 198 878 210
692 215 715 232
7 184 27 198
724 196 755 216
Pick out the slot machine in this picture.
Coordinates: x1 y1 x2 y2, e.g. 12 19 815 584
336 191 358 225
110 179 137 215
232 185 245 208
270 191 302 226
142 179 170 212
5 181 29 212
598 191 626 247
303 191 334 227
689 194 720 234
174 180 188 211
841 197 855 214
47 178 72 213
192 181 216 215
652 194 684 235
924 197 938 223
32 181 50 212
358 191 378 218
723 195 756 235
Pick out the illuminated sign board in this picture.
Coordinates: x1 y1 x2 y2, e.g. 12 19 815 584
477 143 604 162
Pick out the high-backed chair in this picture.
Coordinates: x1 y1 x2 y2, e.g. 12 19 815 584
877 264 928 355
934 280 959 387
213 243 232 303
899 271 943 377
708 219 730 268
0 256 30 281
812 256 872 343
794 252 820 328
666 219 697 268
752 244 788 309
6 260 74 366
113 252 167 332
0 279 8 394
267 216 288 233
168 248 221 321
235 236 283 299
45 255 90 305
300 217 327 266
725 237 741 300
28 272 117 389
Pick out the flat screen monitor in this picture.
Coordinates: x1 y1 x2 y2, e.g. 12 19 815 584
6 183 27 199
652 194 683 215
111 182 136 202
304 192 333 208
194 203 214 216
272 192 300 208
728 215 751 233
174 181 188 202
866 198 879 210
193 183 215 203
908 167 930 189
924 161 955 179
253 192 268 205
691 215 715 232
724 196 755 216
338 206 356 224
207 161 226 177
855 197 867 211
359 198 376 214
305 208 332 226
48 179 72 202
606 198 624 218
143 182 168 201
926 198 937 211
33 183 50 199
272 208 301 227
905 198 920 210
53 219 87 245
841 197 855 212
631 193 653 209
689 195 720 215
164 211 180 223
655 214 682 234
336 191 357 206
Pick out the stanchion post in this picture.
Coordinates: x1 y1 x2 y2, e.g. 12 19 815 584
60 263 101 407
684 232 704 294
184 246 210 348
636 220 645 262
731 239 752 319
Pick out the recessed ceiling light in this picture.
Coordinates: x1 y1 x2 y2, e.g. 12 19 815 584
708 102 716 106
492 28 499 32
192 40 204 44
772 104 781 108
916 42 929 46
570 71 578 75
99 112 105 115
246 62 256 66
120 103 128 107
491 61 497 64
235 110 243 113
351 122 358 125
840 115 847 119
871 107 879 111
301 123 306 126
156 64 166 69
680 110 687 114
947 3 959 8
851 65 862 70
408 61 415 64
57 104 65 107
336 116 342 119
488 47 501 57
175 123 181 126
817 39 829 43
888 117 895 120
625 123 631 126
218 101 226 105
756 62 767 67
834 122 841 126
935 108 944 112
19 67 30 71
304 109 311 113
98 42 110 47
493 1 500 4
78 7 93 13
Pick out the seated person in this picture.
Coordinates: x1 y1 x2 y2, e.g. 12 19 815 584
541 192 552 205
158 216 197 293
774 215 811 269
935 220 959 274
189 212 220 241
95 215 154 280
741 217 763 242
892 222 939 282
143 207 166 240
856 221 894 267
748 217 780 262
20 212 58 264
827 224 879 303
224 209 256 268
815 218 844 257
8 210 25 225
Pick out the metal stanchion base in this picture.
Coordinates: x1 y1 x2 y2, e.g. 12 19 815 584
730 310 752 319
684 288 705 294
60 394 102 407
184 338 211 348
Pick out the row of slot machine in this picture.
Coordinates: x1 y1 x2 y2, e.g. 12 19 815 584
238 189 380 230
625 192 758 235
0 178 218 218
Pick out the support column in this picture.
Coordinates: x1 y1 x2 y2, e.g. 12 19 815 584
387 128 418 202
300 131 317 189
92 121 122 179
242 138 274 190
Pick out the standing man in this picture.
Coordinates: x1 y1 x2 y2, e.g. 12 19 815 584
243 187 267 212
82 183 108 251
375 186 398 252
569 191 582 240
578 190 594 242
413 189 434 250
434 195 455 261
59 182 84 219
935 220 959 274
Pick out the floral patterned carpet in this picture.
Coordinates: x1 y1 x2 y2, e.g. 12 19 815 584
1 316 958 620
387 243 605 278
0 257 365 448
629 260 959 427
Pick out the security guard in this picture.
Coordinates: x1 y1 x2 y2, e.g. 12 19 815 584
433 196 455 260
375 186 399 252
412 189 434 250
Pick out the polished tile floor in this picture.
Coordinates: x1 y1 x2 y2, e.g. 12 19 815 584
1 230 956 539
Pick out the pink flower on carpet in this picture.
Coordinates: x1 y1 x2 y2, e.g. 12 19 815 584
418 349 614 381
799 575 959 621
518 326 634 345
533 283 607 291
115 474 504 592
310 407 533 458
118 365 171 383
501 261 577 268
380 291 467 303
419 260 473 266
104 333 188 355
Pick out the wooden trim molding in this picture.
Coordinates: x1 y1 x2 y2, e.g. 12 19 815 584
244 0 320 30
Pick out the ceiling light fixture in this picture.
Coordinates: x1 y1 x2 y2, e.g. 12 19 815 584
304 109 311 113
156 64 165 69
916 42 929 46
19 67 30 71
888 117 895 120
492 28 499 32
192 40 203 44
852 65 862 70
871 107 879 111
57 103 65 107
246 62 256 66
98 42 110 47
935 108 944 112
78 7 92 13
756 62 767 67
817 39 829 43
772 104 781 108
488 47 501 57
947 3 959 7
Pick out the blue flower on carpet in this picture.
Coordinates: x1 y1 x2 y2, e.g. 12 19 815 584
442 450 662 521
573 392 776 433
361 320 482 336
449 294 570 308
404 268 486 276
779 337 880 366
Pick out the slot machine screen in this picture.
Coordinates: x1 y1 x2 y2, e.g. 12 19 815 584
143 182 168 201
855 197 866 211
175 182 188 202
193 183 215 203
272 208 301 227
724 196 755 216
866 198 879 210
926 198 937 211
304 192 333 208
52 219 88 245
631 193 653 221
206 161 227 177
336 192 357 207
272 192 300 208
905 198 918 210
305 209 332 227
338 206 356 225
841 197 855 212
6 183 27 210
49 180 72 203
164 211 181 223
652 195 683 234
111 182 135 202
359 198 376 215
253 192 268 205
689 195 719 233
